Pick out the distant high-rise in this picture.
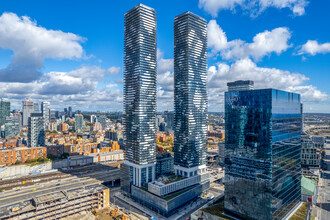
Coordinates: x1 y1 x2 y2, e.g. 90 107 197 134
0 98 10 127
121 4 157 192
90 114 97 123
106 129 123 142
49 122 57 131
68 106 72 117
93 122 102 131
23 99 34 126
28 113 45 147
34 102 39 113
164 111 174 131
173 11 208 176
227 80 254 92
75 114 84 131
301 139 320 169
49 109 56 123
224 89 302 220
59 122 68 132
98 115 107 130
4 115 20 138
41 102 50 129
13 112 22 129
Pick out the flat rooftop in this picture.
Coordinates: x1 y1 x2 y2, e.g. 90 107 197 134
0 176 108 218
0 177 102 207
33 191 66 205
155 175 186 185
0 163 121 209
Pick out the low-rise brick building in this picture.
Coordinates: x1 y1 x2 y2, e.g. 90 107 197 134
64 143 98 155
207 130 225 139
91 141 120 153
0 146 46 166
45 145 65 158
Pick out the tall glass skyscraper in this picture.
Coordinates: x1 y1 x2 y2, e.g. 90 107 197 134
173 12 207 176
5 115 20 138
98 115 107 130
0 98 10 127
28 113 45 147
41 101 50 129
224 88 302 220
121 4 157 192
74 114 84 131
22 99 34 126
34 102 39 113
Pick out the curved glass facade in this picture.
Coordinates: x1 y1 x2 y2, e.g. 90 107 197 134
224 89 302 220
173 12 207 169
124 4 157 165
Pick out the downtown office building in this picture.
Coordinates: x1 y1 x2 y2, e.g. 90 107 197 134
22 99 34 127
4 115 20 139
224 88 302 220
0 98 10 127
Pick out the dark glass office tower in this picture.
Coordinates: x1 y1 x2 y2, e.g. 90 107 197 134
173 12 208 176
224 89 302 220
121 4 157 192
0 98 10 127
4 115 19 138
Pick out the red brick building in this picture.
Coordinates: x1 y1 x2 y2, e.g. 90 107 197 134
0 147 46 166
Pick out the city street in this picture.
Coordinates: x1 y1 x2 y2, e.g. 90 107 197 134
316 145 330 220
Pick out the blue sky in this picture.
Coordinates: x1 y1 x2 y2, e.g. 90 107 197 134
0 0 329 112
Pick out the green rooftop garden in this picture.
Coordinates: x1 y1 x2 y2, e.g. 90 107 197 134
157 174 186 184
163 185 194 201
289 203 308 220
201 196 235 220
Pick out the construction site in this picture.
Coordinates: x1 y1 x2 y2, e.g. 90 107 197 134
0 162 126 220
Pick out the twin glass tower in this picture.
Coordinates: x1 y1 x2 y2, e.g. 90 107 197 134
122 4 207 192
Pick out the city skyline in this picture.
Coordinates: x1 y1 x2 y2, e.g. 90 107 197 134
0 0 329 113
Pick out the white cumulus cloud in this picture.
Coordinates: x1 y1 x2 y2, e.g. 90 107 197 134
39 66 106 95
199 0 308 17
106 83 118 89
0 12 84 82
207 20 228 54
208 20 291 61
157 49 174 110
208 58 327 106
298 40 330 56
157 49 174 92
108 66 121 76
199 0 244 17
0 65 124 111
